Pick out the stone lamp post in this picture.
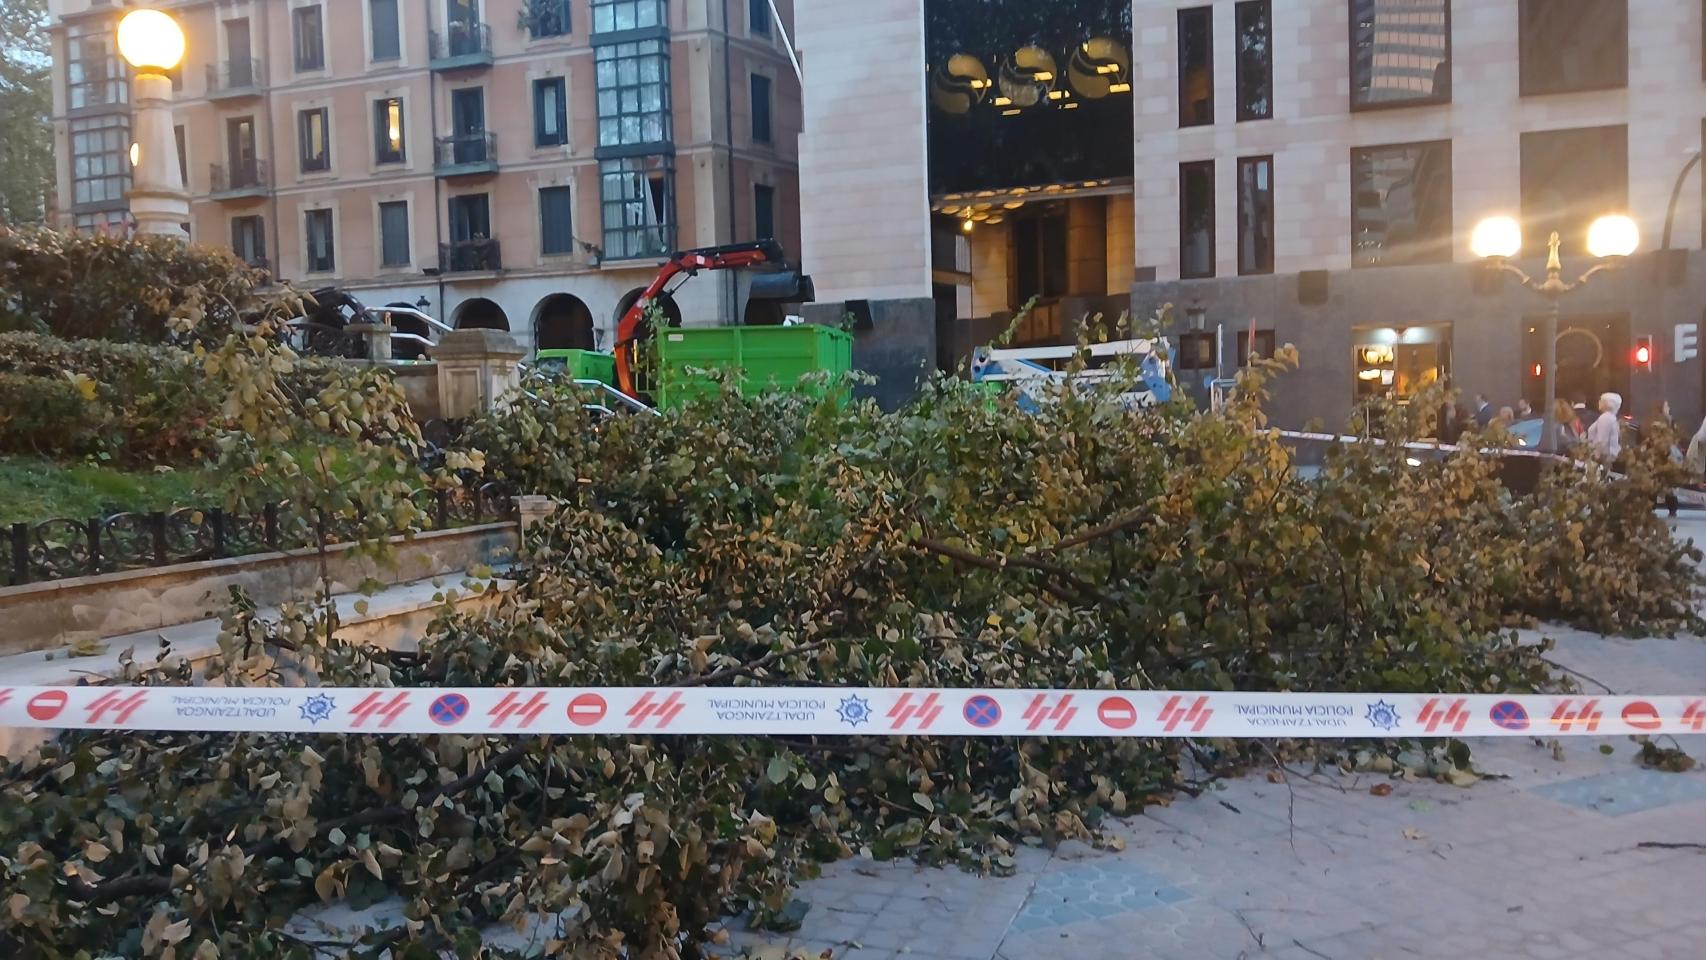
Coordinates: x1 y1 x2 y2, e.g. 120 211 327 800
117 9 189 239
1471 213 1640 453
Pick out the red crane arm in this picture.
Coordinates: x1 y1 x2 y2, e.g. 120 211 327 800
612 241 781 398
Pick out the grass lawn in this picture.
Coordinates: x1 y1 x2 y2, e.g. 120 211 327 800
0 456 226 525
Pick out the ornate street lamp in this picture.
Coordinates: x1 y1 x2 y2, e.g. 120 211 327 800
117 9 189 238
1471 213 1639 452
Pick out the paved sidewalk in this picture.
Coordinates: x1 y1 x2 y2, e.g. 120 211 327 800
723 629 1706 960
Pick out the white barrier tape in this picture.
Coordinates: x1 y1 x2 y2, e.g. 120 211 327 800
2 687 1703 738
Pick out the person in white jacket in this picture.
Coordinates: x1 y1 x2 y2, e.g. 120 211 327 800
1585 392 1622 461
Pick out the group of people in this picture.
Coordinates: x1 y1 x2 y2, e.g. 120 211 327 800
1440 390 1706 472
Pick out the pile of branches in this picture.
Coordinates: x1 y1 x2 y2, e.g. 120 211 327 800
2 347 1699 958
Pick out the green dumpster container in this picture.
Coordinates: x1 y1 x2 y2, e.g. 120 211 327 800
655 325 853 410
534 348 616 386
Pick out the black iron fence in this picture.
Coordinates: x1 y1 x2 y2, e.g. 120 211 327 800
430 22 492 60
5 482 515 588
205 57 264 93
211 159 270 193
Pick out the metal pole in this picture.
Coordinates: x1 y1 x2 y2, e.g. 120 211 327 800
1541 295 1560 454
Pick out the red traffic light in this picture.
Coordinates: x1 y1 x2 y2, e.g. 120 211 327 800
1634 335 1655 370
1531 362 1543 378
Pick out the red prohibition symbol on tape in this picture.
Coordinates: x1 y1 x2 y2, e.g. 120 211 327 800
28 689 68 721
567 692 608 726
1097 696 1138 730
1620 701 1662 732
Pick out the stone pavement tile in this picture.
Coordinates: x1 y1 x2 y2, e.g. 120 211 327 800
1533 769 1706 817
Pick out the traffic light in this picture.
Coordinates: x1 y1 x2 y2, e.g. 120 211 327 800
1531 362 1543 378
1634 335 1655 371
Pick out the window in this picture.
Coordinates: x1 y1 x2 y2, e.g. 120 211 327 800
1237 156 1274 275
294 5 326 71
174 124 188 186
1520 125 1628 258
591 0 666 33
1236 329 1276 366
600 155 675 259
750 0 770 35
299 107 330 173
1351 140 1453 267
596 40 671 147
1179 160 1215 279
534 77 568 147
69 114 130 207
754 183 775 241
1519 0 1626 96
1176 332 1217 370
528 0 571 37
540 185 574 254
374 98 406 163
305 208 336 272
1351 0 1451 109
448 193 491 241
1235 1 1271 121
751 73 772 143
1178 6 1214 127
370 0 401 60
65 21 128 111
231 215 266 266
378 201 410 267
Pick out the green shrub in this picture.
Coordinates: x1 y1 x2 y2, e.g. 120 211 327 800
0 372 103 457
0 332 216 463
0 229 266 343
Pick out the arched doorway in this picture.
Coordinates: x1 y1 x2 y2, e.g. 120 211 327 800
614 288 681 397
533 294 596 351
615 287 682 330
452 297 509 330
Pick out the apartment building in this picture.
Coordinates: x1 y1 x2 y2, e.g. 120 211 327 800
797 0 1706 428
48 0 802 351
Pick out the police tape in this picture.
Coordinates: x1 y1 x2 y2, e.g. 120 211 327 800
2 686 1704 738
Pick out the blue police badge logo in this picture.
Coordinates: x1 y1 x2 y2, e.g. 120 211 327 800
837 694 872 727
1365 699 1401 732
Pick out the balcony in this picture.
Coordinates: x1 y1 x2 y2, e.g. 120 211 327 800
429 23 492 71
209 160 270 200
434 132 497 177
205 58 264 100
439 238 502 273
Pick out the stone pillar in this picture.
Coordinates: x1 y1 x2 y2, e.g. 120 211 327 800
514 495 555 536
345 322 395 362
128 72 189 239
429 329 527 419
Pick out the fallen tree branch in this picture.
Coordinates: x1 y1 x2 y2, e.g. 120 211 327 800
65 741 533 904
912 537 1111 605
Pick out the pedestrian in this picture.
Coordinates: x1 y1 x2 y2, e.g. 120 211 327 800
1438 402 1463 444
1495 405 1515 428
1474 393 1494 428
1586 392 1622 461
1552 397 1583 448
1517 399 1533 419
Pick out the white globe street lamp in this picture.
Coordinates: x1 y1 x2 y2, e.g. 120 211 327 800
1472 214 1640 453
117 9 189 239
